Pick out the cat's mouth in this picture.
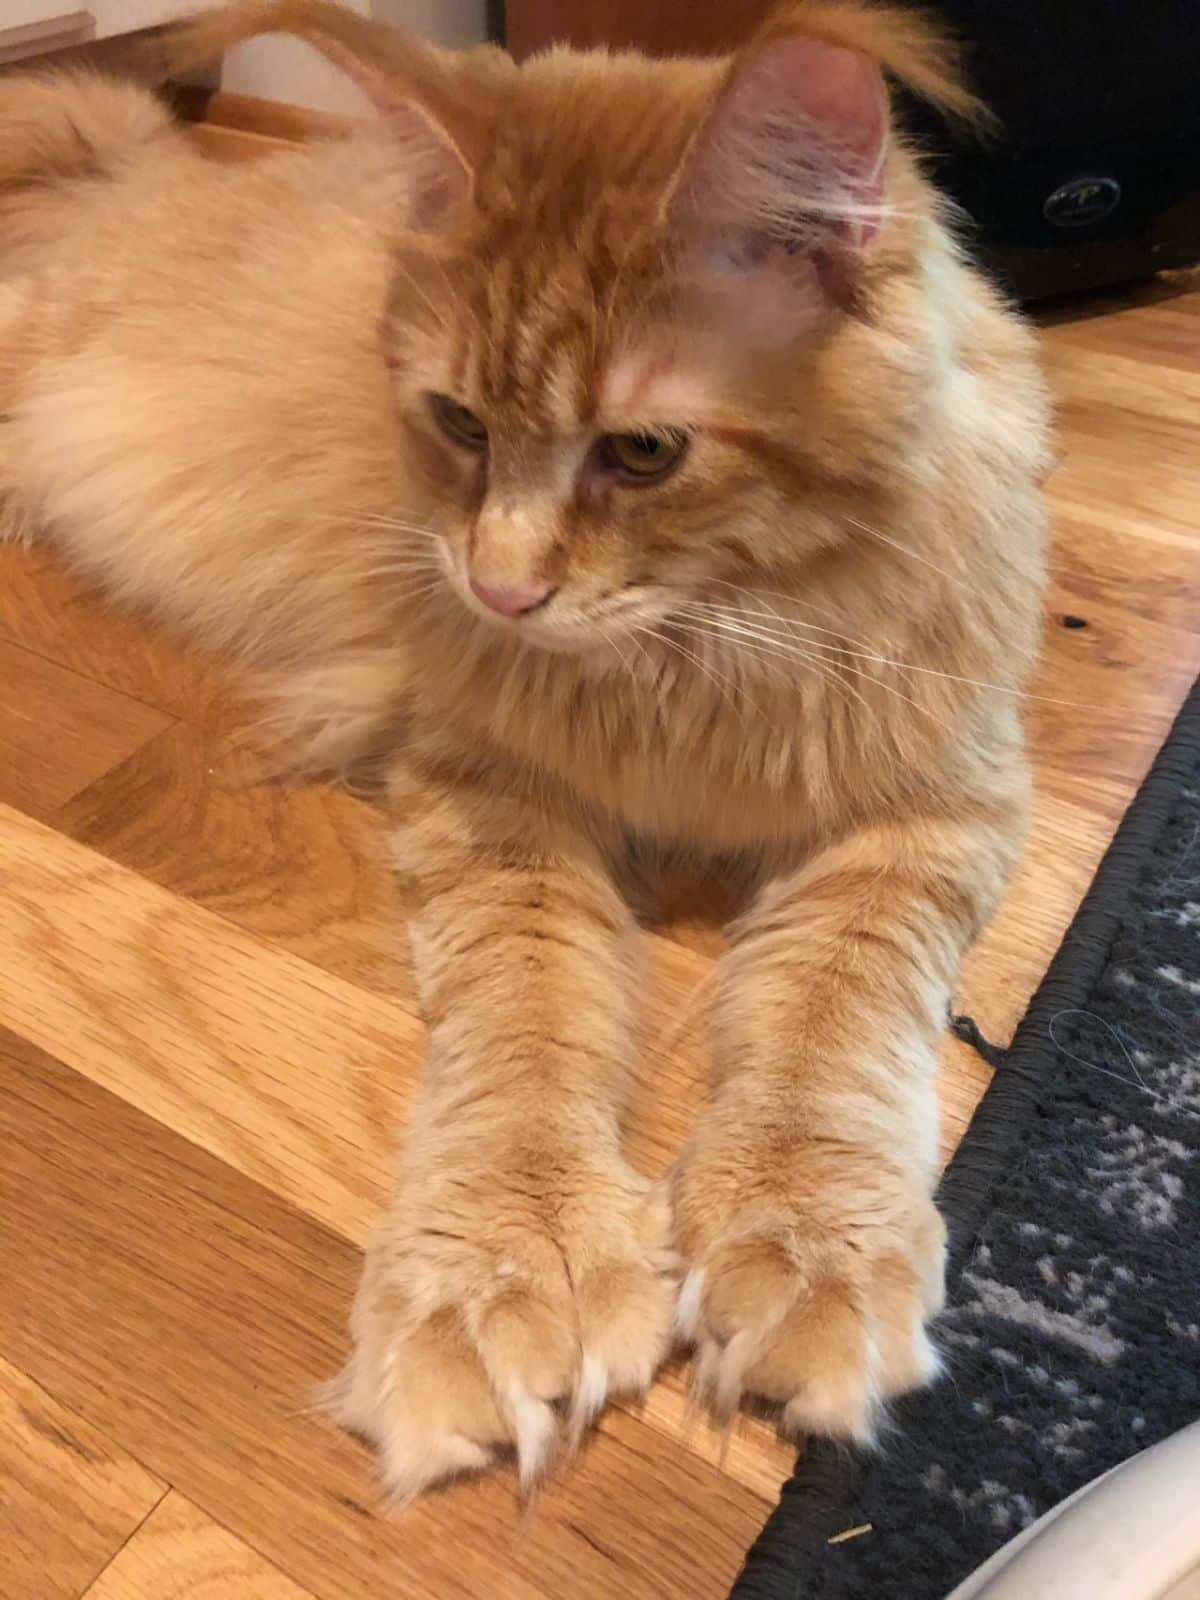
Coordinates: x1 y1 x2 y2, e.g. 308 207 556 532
450 570 665 657
469 599 610 654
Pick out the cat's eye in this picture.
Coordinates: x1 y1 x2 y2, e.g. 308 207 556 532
428 392 488 451
601 429 689 483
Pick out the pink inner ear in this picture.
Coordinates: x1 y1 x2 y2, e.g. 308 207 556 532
744 39 887 175
678 37 889 284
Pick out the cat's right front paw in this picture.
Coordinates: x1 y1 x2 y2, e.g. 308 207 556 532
328 1165 676 1501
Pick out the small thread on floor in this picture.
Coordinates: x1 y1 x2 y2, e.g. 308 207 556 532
950 1013 1008 1069
827 1523 873 1545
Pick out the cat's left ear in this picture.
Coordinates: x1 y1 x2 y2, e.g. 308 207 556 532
667 34 889 313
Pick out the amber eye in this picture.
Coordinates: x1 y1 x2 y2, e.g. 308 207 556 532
601 429 688 483
428 392 488 451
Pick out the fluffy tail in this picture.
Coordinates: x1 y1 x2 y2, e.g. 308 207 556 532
0 71 172 189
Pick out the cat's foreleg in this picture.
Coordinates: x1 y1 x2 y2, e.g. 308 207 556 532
333 751 675 1498
673 803 1021 1438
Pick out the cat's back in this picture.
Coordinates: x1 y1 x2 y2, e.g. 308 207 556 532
3 110 401 350
1 87 411 661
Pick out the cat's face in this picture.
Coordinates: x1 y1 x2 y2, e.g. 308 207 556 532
404 394 719 654
387 261 807 654
374 39 895 654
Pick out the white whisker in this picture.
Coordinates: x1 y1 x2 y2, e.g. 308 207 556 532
681 599 1091 709
671 615 871 721
671 611 943 728
603 629 636 680
631 625 759 723
348 512 443 539
383 579 445 606
360 566 448 585
844 515 972 588
704 578 880 653
617 624 660 684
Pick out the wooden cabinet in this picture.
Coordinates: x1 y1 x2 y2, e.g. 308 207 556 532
506 0 772 59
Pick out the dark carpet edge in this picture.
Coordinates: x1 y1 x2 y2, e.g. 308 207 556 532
730 672 1200 1600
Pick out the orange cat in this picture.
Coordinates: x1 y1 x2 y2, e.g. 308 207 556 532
0 0 1049 1500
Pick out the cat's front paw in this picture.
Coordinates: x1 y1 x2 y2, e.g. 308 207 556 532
672 1121 946 1441
328 1161 676 1500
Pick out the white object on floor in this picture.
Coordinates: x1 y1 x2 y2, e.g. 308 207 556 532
948 1419 1200 1599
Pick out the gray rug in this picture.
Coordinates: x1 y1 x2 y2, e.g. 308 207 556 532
732 675 1200 1598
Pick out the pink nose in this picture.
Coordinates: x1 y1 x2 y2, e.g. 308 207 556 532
469 578 553 618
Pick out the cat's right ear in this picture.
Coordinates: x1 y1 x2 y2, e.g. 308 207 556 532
160 1 485 222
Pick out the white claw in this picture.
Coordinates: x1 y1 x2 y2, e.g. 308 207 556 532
913 1326 943 1386
674 1267 706 1342
568 1352 609 1441
505 1379 558 1493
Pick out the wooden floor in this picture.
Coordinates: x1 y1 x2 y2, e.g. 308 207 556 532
2 114 1199 1599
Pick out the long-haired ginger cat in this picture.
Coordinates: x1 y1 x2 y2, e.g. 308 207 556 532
0 0 1048 1500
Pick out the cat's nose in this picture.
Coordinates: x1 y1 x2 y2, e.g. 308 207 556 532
469 578 553 618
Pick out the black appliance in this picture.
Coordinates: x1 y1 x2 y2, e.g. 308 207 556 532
899 1 1200 300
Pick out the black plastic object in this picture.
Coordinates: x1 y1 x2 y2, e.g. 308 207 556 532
898 1 1200 301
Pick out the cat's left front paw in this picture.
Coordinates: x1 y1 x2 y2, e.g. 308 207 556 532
672 1118 946 1441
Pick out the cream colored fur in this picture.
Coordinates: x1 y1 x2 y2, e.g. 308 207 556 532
0 1 1049 1501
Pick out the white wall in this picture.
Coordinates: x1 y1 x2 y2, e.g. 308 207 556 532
0 1 198 65
219 0 490 114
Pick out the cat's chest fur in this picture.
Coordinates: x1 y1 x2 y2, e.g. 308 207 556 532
405 620 886 852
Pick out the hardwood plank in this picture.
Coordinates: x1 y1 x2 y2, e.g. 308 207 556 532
54 690 728 1090
189 123 300 164
83 1493 317 1600
0 637 173 820
1041 343 1200 548
59 721 408 998
1038 275 1200 375
171 85 355 146
930 281 1200 1122
1027 592 1199 824
0 1354 164 1600
0 801 410 1245
0 543 235 726
1045 511 1200 629
0 1032 769 1600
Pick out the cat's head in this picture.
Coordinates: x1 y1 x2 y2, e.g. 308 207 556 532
380 32 887 654
183 2 980 657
